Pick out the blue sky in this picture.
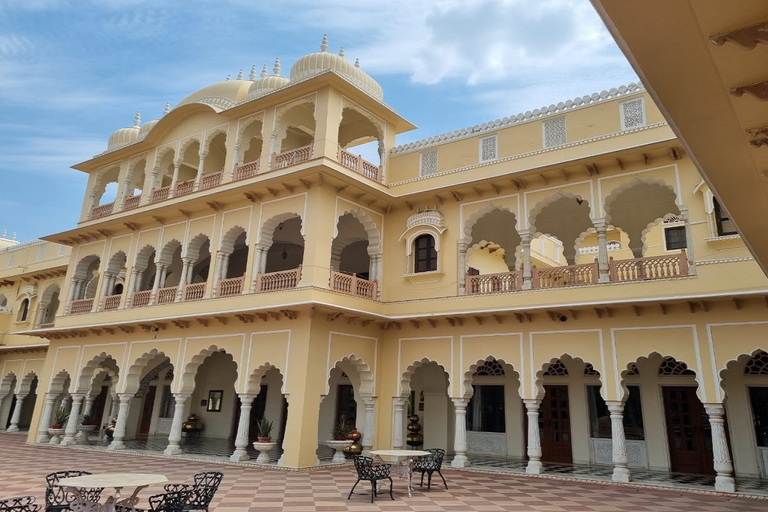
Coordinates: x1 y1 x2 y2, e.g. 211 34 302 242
0 0 637 242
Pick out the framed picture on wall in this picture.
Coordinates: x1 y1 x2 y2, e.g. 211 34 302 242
207 390 223 412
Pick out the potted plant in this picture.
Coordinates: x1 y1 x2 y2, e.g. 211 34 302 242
256 417 273 442
50 406 69 429
80 412 96 426
332 417 353 440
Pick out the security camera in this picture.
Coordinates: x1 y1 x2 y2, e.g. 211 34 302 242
556 313 567 322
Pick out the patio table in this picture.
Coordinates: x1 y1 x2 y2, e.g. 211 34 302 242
59 472 168 512
369 449 430 497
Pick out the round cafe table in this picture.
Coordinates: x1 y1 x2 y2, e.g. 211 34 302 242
59 473 168 512
369 449 430 497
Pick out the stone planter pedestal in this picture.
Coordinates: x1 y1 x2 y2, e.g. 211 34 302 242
77 424 98 445
48 428 65 445
326 439 353 463
252 441 278 463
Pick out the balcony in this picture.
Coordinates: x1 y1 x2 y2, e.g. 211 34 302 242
102 294 121 311
123 195 141 211
89 202 114 220
467 271 522 294
233 159 261 181
254 266 302 293
217 276 244 297
69 298 94 315
272 145 312 170
330 270 378 300
337 148 381 182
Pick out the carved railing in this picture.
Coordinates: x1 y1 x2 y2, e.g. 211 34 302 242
69 298 94 315
330 270 378 299
272 145 312 170
610 250 688 282
534 262 598 288
337 148 381 182
174 179 195 198
131 290 152 308
218 276 244 297
184 282 206 301
254 266 302 292
201 171 223 190
123 195 141 211
234 159 260 181
156 286 178 305
90 202 114 220
466 271 521 294
151 186 170 204
102 294 121 311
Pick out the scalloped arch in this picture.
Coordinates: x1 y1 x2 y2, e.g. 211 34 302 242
237 114 265 142
259 213 304 246
0 372 16 397
604 176 679 224
181 345 238 393
341 103 384 141
528 191 592 234
158 239 182 265
399 358 450 397
463 203 517 242
134 245 156 270
178 137 202 161
76 352 120 393
17 371 38 395
154 146 176 168
48 370 71 395
203 127 228 152
461 356 520 398
90 163 121 200
639 213 683 255
106 250 127 275
325 354 375 396
124 348 169 394
720 347 768 380
73 255 101 280
335 209 381 254
275 96 316 126
186 233 210 261
621 352 702 401
39 283 60 307
534 355 602 399
127 155 148 178
246 362 284 394
220 225 247 254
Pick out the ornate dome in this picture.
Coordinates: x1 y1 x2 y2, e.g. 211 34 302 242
289 35 383 101
138 103 171 140
248 59 290 100
175 77 253 111
107 112 141 151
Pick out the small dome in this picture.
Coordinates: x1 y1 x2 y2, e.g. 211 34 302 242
175 78 253 110
138 103 171 140
107 112 141 151
248 60 290 100
289 35 383 100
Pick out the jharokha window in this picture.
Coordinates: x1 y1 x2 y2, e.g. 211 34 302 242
414 234 437 273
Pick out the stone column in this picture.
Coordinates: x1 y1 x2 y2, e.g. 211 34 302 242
36 393 56 443
607 401 631 482
149 263 165 305
524 399 543 474
82 395 95 417
143 167 158 205
176 258 192 301
458 240 469 295
6 394 26 432
705 404 735 492
392 397 405 449
164 393 189 455
362 397 376 454
230 142 241 180
680 206 696 275
194 152 207 191
520 230 533 290
98 272 114 308
108 393 132 450
110 394 120 419
594 218 610 283
377 140 387 181
61 393 84 445
230 394 255 461
61 396 72 411
168 161 181 198
451 398 470 467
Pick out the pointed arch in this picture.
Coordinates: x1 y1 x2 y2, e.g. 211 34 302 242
39 283 61 306
340 102 385 142
203 127 228 150
399 358 451 397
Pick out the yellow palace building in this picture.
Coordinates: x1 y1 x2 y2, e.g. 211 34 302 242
1 36 767 493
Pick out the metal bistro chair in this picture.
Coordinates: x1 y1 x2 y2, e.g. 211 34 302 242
45 471 103 512
348 455 394 503
114 490 191 512
412 448 448 490
0 496 41 512
163 471 223 512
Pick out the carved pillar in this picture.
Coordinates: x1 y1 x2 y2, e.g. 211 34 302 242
168 161 181 198
458 240 469 295
61 396 72 411
392 397 405 449
679 206 696 275
61 393 84 445
164 393 189 455
143 167 158 205
520 230 533 290
705 404 735 492
362 397 376 454
451 398 470 467
230 394 255 461
65 278 80 314
6 394 26 432
98 272 114 309
36 393 56 443
110 394 120 419
86 192 97 219
149 263 165 305
594 218 610 283
377 140 387 182
82 395 95 417
194 152 207 191
606 401 631 482
524 399 543 474
176 258 192 301
108 393 132 450
231 142 241 179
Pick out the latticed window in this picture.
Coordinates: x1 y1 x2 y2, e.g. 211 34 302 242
543 117 566 148
714 198 737 236
419 149 438 176
625 363 639 376
473 360 505 376
584 363 600 376
658 356 695 376
543 359 569 376
620 98 646 130
479 135 498 163
745 350 768 375
414 234 437 273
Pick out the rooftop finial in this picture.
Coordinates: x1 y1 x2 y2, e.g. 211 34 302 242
226 74 231 81
354 58 360 68
249 65 257 80
273 57 282 76
260 64 268 78
237 69 244 80
11 232 16 241
164 102 171 115
339 47 345 58
1 229 5 239
134 111 141 127
320 34 329 52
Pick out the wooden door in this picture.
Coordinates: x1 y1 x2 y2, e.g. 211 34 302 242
662 386 714 474
138 386 156 437
541 385 573 463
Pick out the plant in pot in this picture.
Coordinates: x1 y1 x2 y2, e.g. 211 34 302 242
332 417 353 440
256 417 273 442
80 412 97 426
51 407 69 429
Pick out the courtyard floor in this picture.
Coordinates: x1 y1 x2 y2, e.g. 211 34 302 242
0 433 766 511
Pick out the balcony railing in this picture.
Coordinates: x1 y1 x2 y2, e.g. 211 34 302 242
131 290 152 307
330 270 378 299
183 282 206 301
254 266 302 292
610 250 688 281
156 286 178 305
534 262 599 288
233 159 260 181
90 202 114 220
150 186 170 204
272 145 312 170
201 171 223 190
69 298 94 315
123 195 141 211
102 294 121 311
467 271 522 294
218 276 244 297
174 179 195 198
337 148 381 182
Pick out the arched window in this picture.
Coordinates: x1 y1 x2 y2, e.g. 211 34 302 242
414 234 437 273
17 298 29 322
713 197 737 236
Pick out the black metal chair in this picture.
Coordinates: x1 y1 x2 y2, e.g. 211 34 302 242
348 455 394 503
45 471 103 512
0 496 41 512
412 448 448 490
114 490 191 512
163 471 223 512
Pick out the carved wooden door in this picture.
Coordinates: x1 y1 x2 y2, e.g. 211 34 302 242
138 386 156 437
662 386 714 474
541 385 573 463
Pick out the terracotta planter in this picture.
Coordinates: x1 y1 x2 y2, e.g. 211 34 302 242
257 436 272 442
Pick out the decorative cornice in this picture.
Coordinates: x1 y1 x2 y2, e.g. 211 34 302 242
695 256 755 265
391 82 646 155
195 96 237 110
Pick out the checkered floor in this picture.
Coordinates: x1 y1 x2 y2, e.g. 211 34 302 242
1 433 767 511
